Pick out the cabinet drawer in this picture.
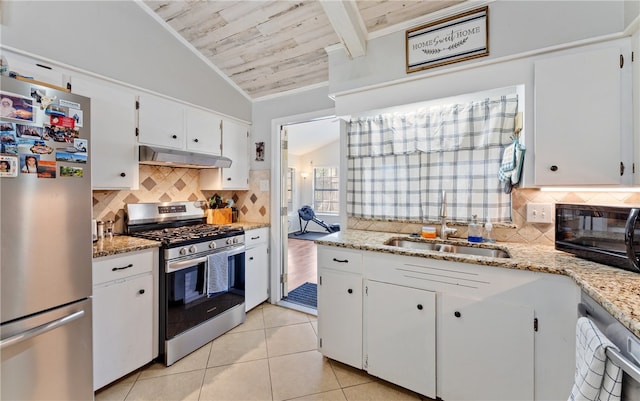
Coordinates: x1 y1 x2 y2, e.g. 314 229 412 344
245 227 269 248
93 249 155 286
317 246 362 274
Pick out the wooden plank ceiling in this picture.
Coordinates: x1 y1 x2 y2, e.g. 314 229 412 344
143 1 464 99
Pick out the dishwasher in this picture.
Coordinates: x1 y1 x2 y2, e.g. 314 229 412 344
578 291 640 401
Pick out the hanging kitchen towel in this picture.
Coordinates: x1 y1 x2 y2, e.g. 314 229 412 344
568 317 622 401
207 251 229 295
498 138 526 193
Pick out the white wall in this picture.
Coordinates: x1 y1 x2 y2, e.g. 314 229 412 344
328 1 628 95
252 85 334 170
0 0 251 121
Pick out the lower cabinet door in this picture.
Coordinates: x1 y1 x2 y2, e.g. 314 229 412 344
366 280 436 399
93 273 153 390
318 269 362 369
245 245 269 311
439 293 535 401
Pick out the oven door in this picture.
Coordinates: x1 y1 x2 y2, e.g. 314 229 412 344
164 246 245 340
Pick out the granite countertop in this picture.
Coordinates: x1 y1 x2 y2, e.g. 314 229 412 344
93 235 161 258
92 222 269 259
316 229 640 338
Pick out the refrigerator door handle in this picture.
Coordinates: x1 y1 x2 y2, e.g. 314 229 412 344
0 310 85 350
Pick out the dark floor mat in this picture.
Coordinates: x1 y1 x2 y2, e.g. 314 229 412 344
288 231 330 241
284 282 317 308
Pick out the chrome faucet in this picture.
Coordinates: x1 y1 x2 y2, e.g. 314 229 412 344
440 190 457 240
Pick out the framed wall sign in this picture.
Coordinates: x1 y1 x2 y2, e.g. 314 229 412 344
406 6 489 73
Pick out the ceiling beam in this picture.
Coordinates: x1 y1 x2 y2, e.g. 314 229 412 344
319 0 367 58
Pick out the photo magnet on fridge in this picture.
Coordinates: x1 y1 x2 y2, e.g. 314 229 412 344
0 154 18 177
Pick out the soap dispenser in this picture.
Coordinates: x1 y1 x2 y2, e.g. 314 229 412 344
484 219 495 243
468 214 483 243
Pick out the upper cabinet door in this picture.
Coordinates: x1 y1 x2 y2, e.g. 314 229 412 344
137 93 185 150
534 40 631 186
73 76 139 190
221 118 249 188
185 106 222 155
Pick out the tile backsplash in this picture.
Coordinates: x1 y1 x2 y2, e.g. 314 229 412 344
95 167 640 246
349 188 640 246
93 165 270 233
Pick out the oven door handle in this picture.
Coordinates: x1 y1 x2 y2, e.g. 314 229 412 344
166 256 209 273
625 208 640 272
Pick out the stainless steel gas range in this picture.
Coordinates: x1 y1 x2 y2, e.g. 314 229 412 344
126 202 246 366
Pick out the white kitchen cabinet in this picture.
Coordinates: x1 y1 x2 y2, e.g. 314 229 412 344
92 249 157 390
317 246 577 400
439 293 534 401
4 51 71 91
185 106 222 155
137 93 185 150
73 75 139 189
245 227 269 311
317 246 363 369
200 118 250 190
365 280 436 398
534 39 632 185
138 93 224 155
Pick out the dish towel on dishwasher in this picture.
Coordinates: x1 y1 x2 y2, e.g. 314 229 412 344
568 317 623 401
207 251 229 295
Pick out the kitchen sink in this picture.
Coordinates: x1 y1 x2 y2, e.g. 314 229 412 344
384 238 510 258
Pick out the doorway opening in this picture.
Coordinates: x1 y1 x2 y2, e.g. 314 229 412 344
276 116 340 314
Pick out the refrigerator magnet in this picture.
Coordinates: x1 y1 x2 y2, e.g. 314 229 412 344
20 154 39 174
30 141 53 155
67 108 83 128
59 165 83 178
37 160 56 178
50 115 75 129
73 138 87 153
16 124 44 139
55 149 86 164
59 99 80 109
0 155 18 177
0 91 34 122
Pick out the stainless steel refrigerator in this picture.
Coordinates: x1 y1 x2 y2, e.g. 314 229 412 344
0 77 93 400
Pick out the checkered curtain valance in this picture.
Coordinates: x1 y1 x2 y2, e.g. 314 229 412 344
347 94 518 223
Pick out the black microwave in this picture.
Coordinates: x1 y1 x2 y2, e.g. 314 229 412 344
555 203 640 273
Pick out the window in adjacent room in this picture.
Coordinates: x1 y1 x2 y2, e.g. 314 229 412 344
313 167 339 214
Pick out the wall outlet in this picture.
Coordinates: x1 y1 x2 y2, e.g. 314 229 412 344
526 203 553 223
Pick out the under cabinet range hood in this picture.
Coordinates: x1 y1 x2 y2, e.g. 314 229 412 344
139 145 232 169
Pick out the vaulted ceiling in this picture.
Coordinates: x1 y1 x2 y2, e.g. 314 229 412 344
141 1 465 100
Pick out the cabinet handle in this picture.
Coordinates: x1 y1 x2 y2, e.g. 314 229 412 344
332 258 349 263
171 134 177 139
139 289 145 295
227 177 232 181
417 304 423 310
249 257 254 260
193 138 199 143
454 311 461 318
549 165 558 172
120 172 126 177
251 236 260 240
112 263 133 271
347 289 353 294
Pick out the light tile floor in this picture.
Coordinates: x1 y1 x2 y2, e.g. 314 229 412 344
95 303 429 401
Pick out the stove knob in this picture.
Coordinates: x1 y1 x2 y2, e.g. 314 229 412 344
189 245 197 254
209 241 217 249
233 237 239 244
179 248 187 256
226 238 233 245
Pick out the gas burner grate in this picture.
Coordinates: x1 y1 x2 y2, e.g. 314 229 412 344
130 224 243 245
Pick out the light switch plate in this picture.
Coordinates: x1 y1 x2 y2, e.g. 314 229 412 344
526 203 553 223
259 179 269 192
